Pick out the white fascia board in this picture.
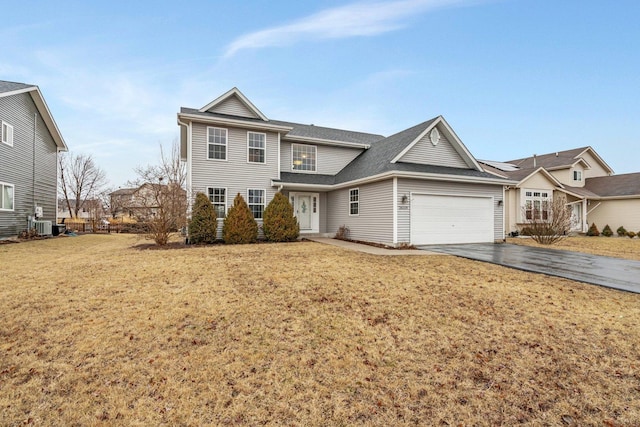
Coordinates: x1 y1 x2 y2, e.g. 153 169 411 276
178 113 292 132
577 146 614 175
556 187 587 199
270 180 334 191
437 117 483 171
333 171 517 190
283 135 370 149
198 87 268 121
29 87 68 151
0 86 36 98
390 119 438 163
516 167 564 188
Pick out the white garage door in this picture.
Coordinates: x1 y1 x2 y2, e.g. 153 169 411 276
411 194 494 245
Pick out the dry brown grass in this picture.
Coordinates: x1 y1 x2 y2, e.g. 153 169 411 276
508 236 640 261
1 234 639 426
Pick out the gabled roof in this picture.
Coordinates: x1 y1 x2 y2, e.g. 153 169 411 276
585 172 640 198
110 187 137 196
0 80 67 151
199 87 268 121
506 146 613 174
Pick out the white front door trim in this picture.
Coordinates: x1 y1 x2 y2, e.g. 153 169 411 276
290 192 320 233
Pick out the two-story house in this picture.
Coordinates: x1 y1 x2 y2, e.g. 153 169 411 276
178 88 513 246
0 80 67 238
480 147 640 234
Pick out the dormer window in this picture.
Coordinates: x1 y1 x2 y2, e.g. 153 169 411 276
573 171 582 181
292 144 316 172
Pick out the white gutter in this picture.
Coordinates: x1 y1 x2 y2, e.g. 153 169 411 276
178 113 292 132
283 134 371 149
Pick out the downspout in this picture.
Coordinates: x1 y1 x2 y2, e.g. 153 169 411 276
177 118 191 211
32 112 38 224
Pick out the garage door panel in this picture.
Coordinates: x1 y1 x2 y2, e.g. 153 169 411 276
411 194 494 245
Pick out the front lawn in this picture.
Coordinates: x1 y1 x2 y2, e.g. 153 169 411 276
507 235 640 261
1 234 638 425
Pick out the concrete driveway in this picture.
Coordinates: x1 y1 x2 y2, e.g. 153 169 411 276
419 243 640 293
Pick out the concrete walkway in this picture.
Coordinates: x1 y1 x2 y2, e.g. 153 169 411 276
306 237 437 255
421 243 640 293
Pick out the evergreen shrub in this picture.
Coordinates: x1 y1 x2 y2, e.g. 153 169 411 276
222 193 258 244
189 192 218 244
263 192 299 242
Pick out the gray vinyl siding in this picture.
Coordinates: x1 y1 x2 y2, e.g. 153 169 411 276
397 125 469 169
207 96 258 119
396 178 504 243
190 122 279 237
327 179 394 245
280 140 364 174
0 92 58 237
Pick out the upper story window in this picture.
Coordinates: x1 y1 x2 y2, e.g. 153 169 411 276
207 187 226 217
1 121 14 147
247 132 266 164
0 182 14 211
573 170 582 181
247 189 265 219
292 143 316 172
207 127 227 160
349 188 359 216
523 189 550 221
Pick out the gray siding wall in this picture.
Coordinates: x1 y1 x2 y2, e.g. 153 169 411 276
0 92 58 237
398 125 469 168
208 96 258 118
327 179 394 245
190 122 280 237
396 178 504 243
280 140 364 175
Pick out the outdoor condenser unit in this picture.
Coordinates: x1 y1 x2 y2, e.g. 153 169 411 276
33 220 52 236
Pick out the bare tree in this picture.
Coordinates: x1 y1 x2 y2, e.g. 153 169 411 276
521 194 572 245
130 140 187 245
59 152 108 218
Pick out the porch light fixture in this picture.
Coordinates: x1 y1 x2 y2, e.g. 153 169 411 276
401 194 408 204
497 200 503 206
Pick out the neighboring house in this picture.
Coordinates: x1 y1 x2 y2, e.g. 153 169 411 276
57 198 105 222
479 147 640 234
177 88 514 246
0 80 68 238
109 183 186 220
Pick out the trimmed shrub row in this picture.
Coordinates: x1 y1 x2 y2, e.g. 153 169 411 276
188 191 299 245
587 223 640 238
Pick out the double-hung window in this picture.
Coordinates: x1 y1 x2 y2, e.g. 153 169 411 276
292 144 316 172
207 127 227 160
1 121 14 147
247 189 265 219
524 190 550 221
247 132 266 164
207 187 226 217
349 188 359 216
0 182 14 210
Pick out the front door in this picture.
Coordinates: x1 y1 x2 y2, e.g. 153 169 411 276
570 203 582 231
296 195 312 230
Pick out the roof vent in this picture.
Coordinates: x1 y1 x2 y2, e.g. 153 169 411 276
556 152 559 157
533 154 537 168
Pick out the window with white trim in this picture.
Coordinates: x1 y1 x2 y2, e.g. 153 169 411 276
292 143 316 172
207 187 226 217
247 189 265 219
573 170 582 181
1 121 14 147
524 190 550 221
207 127 227 160
247 132 266 164
0 182 14 210
349 188 359 216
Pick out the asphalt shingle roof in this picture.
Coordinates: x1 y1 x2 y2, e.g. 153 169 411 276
179 108 384 146
507 147 590 170
0 80 34 94
585 173 640 197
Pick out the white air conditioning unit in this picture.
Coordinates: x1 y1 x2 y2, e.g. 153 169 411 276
33 220 52 236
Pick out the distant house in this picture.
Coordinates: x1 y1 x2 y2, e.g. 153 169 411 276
110 183 186 221
480 147 640 234
0 80 68 238
177 87 514 246
57 198 105 222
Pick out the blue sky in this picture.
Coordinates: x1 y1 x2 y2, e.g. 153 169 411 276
2 0 639 187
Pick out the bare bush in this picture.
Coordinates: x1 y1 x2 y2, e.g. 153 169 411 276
521 195 572 245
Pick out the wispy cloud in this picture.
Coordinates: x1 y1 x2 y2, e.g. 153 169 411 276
223 0 471 58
